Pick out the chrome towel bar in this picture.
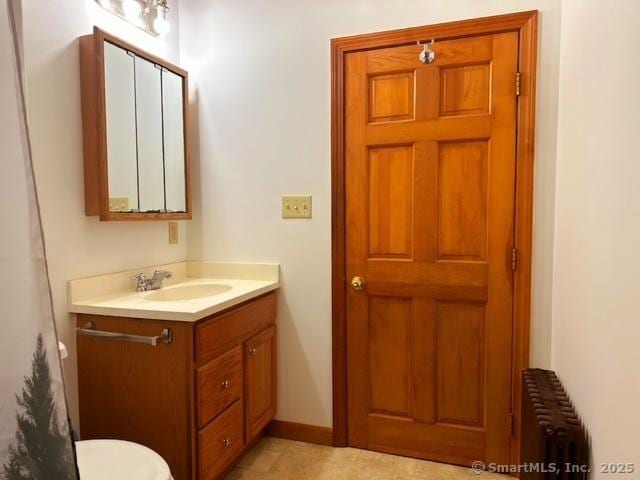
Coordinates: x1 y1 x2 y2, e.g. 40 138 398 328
77 321 173 346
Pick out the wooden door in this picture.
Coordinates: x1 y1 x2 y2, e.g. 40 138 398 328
245 326 277 441
345 32 518 466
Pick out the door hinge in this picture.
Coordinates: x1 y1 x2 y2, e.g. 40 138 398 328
515 72 522 96
511 248 518 271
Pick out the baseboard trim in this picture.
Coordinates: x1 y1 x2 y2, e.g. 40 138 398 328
265 420 333 446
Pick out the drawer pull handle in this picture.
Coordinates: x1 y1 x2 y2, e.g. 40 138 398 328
222 438 231 447
221 380 231 389
249 347 257 356
77 322 172 346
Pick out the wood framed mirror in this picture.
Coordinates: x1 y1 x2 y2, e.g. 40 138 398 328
79 27 191 221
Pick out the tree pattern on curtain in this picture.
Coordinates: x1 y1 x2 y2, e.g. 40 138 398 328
2 335 76 480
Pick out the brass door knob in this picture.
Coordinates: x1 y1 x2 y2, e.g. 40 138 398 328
351 276 366 291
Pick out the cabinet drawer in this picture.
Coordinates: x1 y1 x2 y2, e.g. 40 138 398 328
198 400 244 480
196 346 242 428
195 293 276 363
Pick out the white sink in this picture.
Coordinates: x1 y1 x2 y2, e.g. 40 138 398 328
144 284 232 302
68 262 280 321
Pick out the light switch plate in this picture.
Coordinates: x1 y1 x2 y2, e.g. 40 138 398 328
168 222 179 244
282 195 312 218
109 197 129 212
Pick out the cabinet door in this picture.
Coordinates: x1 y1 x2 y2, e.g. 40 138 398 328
134 55 164 212
245 326 276 440
103 42 138 212
161 68 187 212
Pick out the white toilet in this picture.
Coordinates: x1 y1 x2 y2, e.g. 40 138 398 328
59 342 173 480
75 439 172 480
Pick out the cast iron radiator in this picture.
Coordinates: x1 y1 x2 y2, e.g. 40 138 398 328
521 369 589 479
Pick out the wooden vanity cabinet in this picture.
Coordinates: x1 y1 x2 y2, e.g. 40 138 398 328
77 292 277 480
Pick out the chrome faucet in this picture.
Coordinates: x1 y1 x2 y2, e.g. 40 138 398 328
131 270 173 292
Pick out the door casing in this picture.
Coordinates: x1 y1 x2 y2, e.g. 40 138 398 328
331 10 538 467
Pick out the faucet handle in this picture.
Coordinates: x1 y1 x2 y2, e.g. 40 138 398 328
153 270 173 279
131 272 148 291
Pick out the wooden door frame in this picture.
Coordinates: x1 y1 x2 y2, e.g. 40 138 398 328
331 10 538 467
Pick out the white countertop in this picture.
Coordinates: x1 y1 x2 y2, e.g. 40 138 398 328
68 262 279 322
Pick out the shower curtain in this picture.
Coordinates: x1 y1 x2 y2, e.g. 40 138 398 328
0 0 79 478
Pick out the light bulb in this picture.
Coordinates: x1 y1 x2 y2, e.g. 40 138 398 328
122 0 142 19
153 14 170 36
153 6 170 36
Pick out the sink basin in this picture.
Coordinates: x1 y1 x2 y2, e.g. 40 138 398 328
144 284 232 302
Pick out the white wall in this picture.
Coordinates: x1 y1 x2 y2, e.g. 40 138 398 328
551 0 640 475
180 0 562 428
23 0 186 428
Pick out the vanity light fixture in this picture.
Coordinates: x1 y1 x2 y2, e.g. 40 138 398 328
94 0 171 37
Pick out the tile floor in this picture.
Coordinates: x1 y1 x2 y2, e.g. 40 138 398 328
226 437 511 479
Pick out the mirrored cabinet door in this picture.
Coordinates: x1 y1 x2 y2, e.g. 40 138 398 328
80 27 191 221
104 43 138 212
162 68 186 213
135 55 165 212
